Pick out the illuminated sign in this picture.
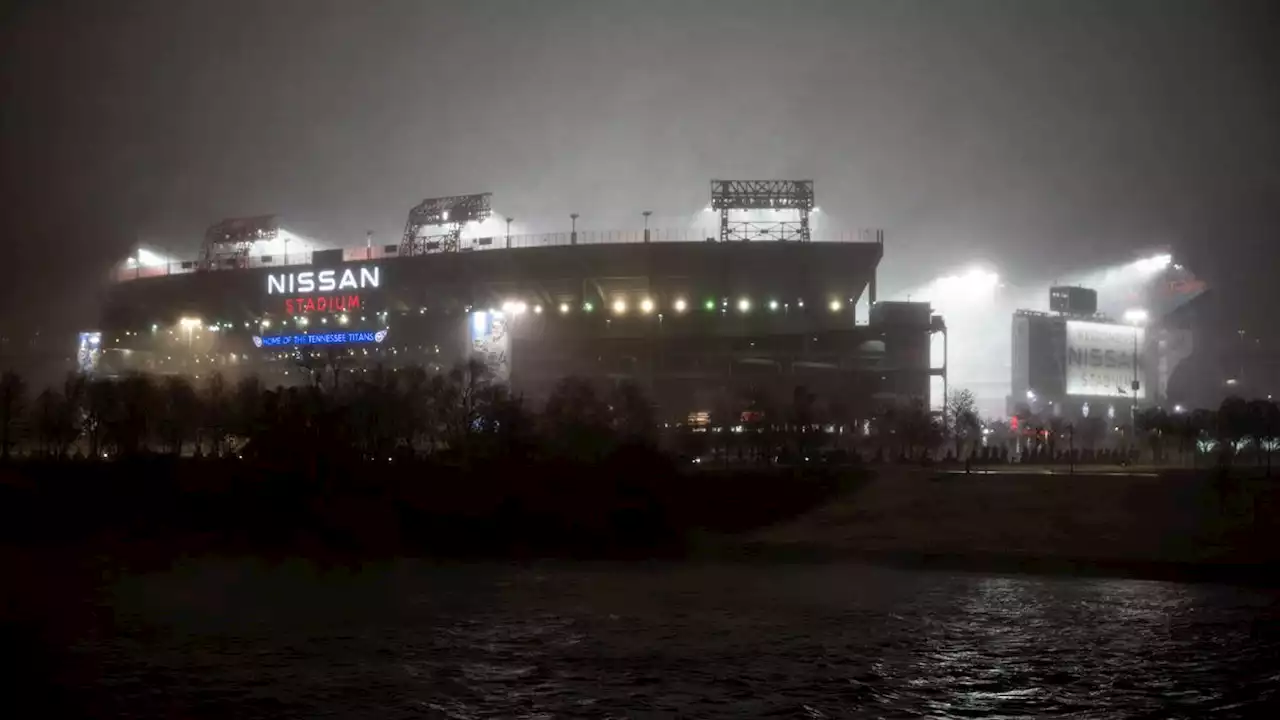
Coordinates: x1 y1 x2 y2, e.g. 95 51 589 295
266 265 380 315
266 266 380 295
252 329 388 348
77 331 102 374
1065 321 1145 399
470 310 510 383
283 295 361 314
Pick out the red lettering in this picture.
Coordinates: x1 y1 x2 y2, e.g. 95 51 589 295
281 293 362 315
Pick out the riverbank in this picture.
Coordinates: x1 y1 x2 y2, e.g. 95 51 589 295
731 467 1280 585
0 455 849 562
4 460 1278 585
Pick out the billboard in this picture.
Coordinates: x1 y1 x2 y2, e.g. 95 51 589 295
77 332 102 374
1065 321 1145 398
470 310 510 383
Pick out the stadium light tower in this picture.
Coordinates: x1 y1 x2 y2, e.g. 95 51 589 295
400 192 492 255
570 213 579 245
642 210 652 243
710 179 814 243
202 215 278 269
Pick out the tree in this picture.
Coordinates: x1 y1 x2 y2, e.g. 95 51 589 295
0 371 26 459
896 398 940 461
944 388 981 460
203 372 230 455
542 376 613 461
1135 406 1171 463
1246 399 1280 476
157 375 199 455
788 385 821 460
611 380 656 443
1218 396 1250 466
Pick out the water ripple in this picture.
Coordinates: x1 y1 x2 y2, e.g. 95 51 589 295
42 561 1280 718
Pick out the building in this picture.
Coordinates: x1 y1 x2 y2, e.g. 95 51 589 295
98 184 943 424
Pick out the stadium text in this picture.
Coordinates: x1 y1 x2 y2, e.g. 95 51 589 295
266 266 380 295
283 295 362 314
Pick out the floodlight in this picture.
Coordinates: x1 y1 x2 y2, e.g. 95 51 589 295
1123 308 1149 325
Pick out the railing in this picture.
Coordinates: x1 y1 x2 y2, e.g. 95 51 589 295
112 228 884 284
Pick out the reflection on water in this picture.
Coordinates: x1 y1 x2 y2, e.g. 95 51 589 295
47 562 1280 717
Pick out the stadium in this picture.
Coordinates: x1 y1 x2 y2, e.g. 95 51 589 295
95 181 943 423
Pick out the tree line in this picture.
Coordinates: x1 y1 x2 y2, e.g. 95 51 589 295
3 365 1274 468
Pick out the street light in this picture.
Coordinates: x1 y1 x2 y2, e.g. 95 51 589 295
1124 308 1148 460
178 316 201 350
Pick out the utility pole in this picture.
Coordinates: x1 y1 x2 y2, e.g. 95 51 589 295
1131 327 1140 463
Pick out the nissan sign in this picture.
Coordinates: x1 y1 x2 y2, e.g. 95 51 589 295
1065 320 1146 399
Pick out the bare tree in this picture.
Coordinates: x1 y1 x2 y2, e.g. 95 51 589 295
944 387 981 460
0 370 26 459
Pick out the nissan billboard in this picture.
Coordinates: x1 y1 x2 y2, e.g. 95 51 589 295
1065 320 1146 399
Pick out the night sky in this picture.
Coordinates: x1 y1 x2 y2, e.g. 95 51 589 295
2 0 1277 339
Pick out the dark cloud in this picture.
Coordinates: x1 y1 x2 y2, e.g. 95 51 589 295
2 0 1277 335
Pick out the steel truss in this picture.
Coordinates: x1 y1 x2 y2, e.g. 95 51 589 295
710 179 814 243
202 215 278 268
400 192 492 255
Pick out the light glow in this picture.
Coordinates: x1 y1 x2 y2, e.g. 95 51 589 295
639 298 654 314
737 298 751 313
1131 254 1172 275
673 298 688 313
1123 308 1149 325
612 299 627 315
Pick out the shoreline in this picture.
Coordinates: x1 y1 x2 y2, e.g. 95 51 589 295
4 463 1279 587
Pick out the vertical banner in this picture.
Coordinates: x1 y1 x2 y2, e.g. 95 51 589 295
470 310 511 383
77 331 102 374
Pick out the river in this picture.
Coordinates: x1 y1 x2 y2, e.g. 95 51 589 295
19 560 1280 718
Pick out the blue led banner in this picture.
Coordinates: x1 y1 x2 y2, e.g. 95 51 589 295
253 329 388 348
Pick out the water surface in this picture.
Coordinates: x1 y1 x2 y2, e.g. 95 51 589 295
32 561 1280 717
